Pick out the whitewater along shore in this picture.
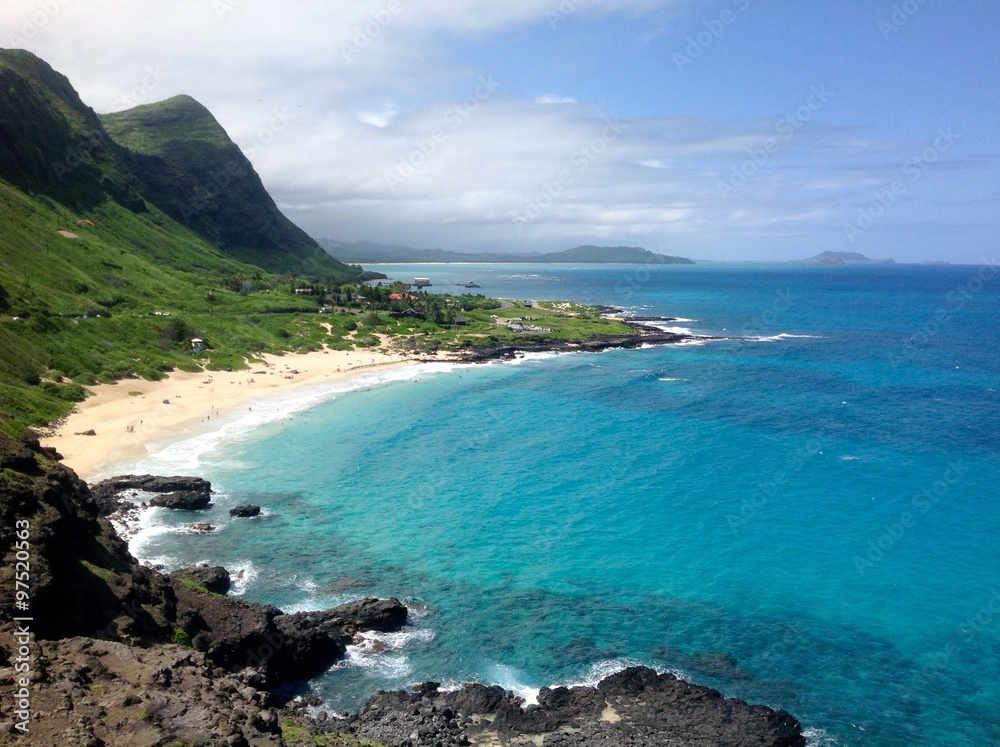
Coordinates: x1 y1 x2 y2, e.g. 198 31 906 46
43 324 697 480
42 346 431 481
0 433 805 746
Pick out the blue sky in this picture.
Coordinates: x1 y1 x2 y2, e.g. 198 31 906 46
2 0 998 262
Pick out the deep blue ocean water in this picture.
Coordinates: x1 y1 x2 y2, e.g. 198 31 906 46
118 263 1000 747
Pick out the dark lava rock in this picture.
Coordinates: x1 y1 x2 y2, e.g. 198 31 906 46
90 474 213 515
170 565 231 595
0 434 177 642
169 579 408 688
149 490 212 510
230 504 262 517
351 666 805 747
455 330 697 364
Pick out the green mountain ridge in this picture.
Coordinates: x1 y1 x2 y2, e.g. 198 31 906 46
101 95 346 275
323 240 694 265
0 49 369 436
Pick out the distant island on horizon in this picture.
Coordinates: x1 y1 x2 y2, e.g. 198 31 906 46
795 251 895 266
321 240 695 265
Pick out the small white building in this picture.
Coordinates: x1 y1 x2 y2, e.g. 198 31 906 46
413 277 432 288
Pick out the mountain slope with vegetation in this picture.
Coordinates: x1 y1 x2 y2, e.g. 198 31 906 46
0 50 366 436
101 95 350 276
323 239 694 264
0 50 648 439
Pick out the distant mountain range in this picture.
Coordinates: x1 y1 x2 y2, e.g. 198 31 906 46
321 241 694 265
798 251 895 265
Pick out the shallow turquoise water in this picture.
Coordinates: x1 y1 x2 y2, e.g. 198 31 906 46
125 264 1000 746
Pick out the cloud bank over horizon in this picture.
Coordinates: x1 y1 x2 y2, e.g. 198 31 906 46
2 0 997 262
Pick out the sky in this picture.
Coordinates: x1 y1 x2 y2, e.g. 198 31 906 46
2 0 998 263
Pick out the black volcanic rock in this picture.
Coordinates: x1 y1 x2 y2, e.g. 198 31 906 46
230 504 262 517
92 474 213 511
351 666 805 747
170 565 231 595
0 434 177 642
168 575 409 688
0 434 806 746
454 330 696 363
149 490 212 510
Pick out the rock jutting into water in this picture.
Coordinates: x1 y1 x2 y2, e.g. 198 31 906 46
0 431 805 746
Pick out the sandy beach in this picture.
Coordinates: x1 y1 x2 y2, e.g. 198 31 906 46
43 346 436 481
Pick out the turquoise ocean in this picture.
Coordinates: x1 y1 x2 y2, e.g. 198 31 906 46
113 263 1000 747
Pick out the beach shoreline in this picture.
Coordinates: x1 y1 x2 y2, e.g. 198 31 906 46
42 346 442 481
43 325 690 481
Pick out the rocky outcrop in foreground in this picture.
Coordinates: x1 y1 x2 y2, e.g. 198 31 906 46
91 474 214 514
347 666 805 747
0 434 806 746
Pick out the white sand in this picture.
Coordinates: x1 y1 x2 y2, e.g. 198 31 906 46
43 346 445 481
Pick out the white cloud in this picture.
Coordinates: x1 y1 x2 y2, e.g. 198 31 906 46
535 94 577 104
357 106 400 128
0 0 984 260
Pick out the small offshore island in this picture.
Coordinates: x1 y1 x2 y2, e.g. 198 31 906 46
0 50 805 745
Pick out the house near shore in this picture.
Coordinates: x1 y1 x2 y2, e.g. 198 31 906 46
413 277 431 288
190 338 205 353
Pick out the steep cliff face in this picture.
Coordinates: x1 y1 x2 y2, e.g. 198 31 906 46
101 95 354 278
0 49 145 212
0 433 176 642
0 49 359 280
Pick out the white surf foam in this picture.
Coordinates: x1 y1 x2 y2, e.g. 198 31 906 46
747 333 822 342
123 362 464 477
803 727 839 746
334 627 435 679
644 323 695 335
487 664 541 705
227 560 259 597
502 351 563 365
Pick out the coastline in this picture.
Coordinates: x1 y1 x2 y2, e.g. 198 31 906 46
43 326 692 481
43 346 446 482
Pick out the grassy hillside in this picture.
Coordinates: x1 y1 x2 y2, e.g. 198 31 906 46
0 176 337 436
101 96 357 278
0 50 641 440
